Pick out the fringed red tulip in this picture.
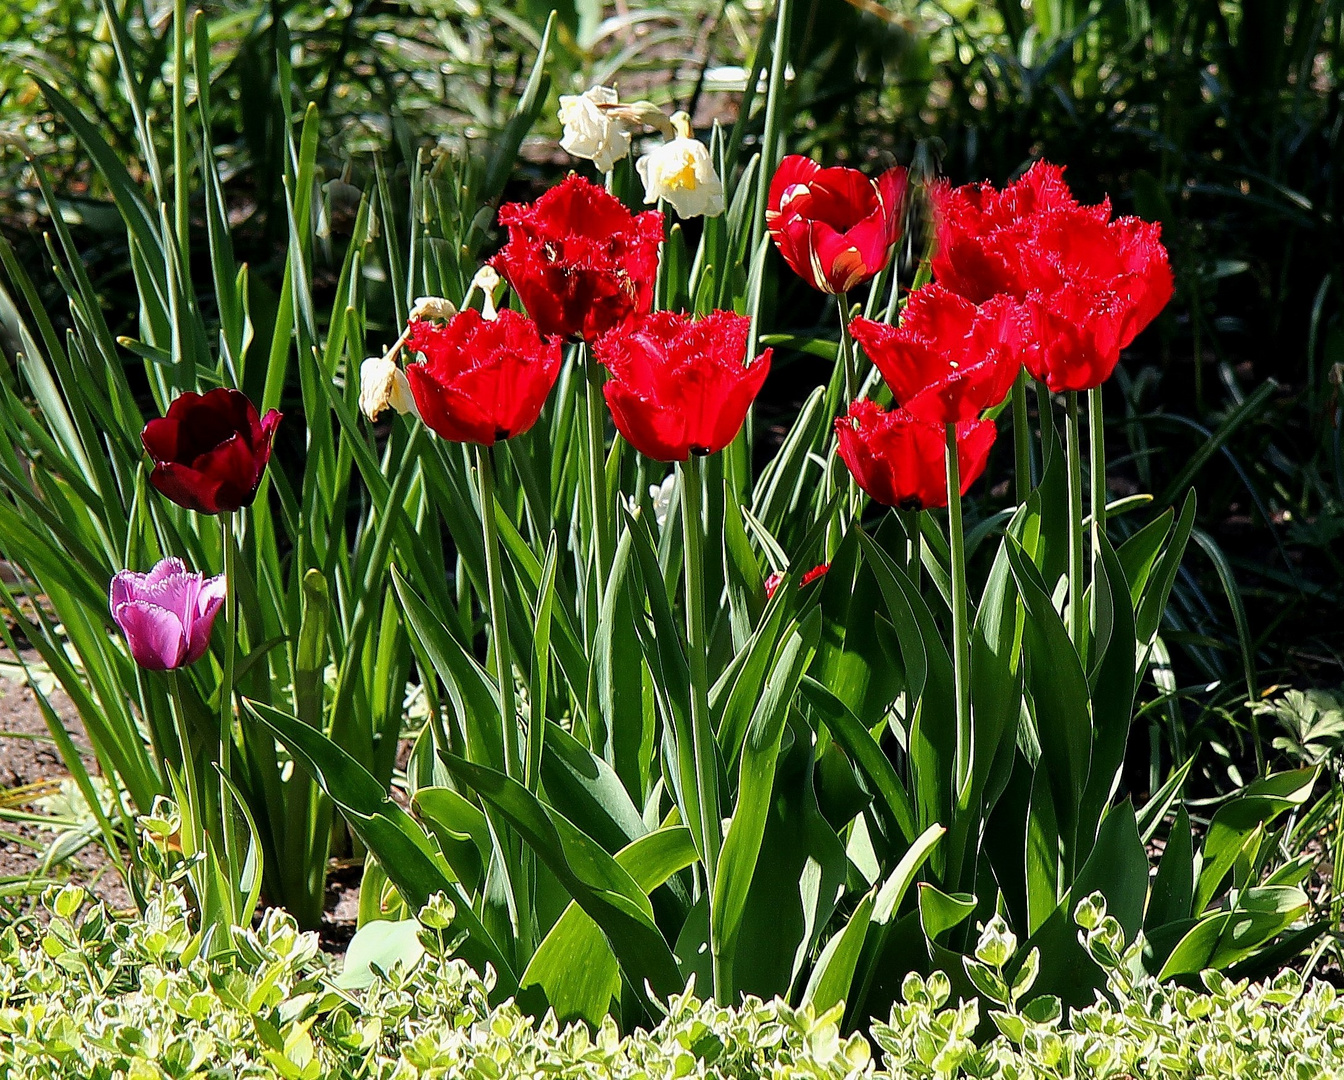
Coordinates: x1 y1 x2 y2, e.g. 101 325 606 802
850 287 1027 424
404 309 562 445
766 155 907 295
593 310 771 462
835 399 995 511
141 388 280 515
931 161 1173 391
492 174 664 342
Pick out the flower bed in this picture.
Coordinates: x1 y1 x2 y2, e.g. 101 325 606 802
2 886 1342 1080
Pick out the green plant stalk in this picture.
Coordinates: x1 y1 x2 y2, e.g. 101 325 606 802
583 345 611 606
898 507 922 588
1065 392 1085 653
944 425 972 804
169 668 232 939
1088 385 1105 629
750 0 793 255
680 454 722 1001
1012 371 1031 502
219 510 238 887
837 291 856 405
476 442 531 957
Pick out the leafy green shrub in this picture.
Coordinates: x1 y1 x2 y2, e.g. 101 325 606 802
4 882 1344 1079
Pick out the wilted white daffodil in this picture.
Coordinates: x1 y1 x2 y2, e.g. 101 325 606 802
358 295 458 421
465 265 503 320
559 86 632 173
636 111 725 219
359 354 419 422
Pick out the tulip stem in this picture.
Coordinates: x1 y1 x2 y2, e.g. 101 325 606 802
944 424 972 805
1088 385 1106 635
583 345 612 606
1012 371 1031 503
1065 392 1085 657
837 291 856 405
219 511 238 888
476 443 531 956
679 454 722 1002
898 508 922 588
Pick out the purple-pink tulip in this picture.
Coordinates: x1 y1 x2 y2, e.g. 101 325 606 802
109 557 226 671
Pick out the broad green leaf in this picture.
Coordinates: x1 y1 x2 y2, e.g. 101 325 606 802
713 621 818 986
519 826 697 1026
244 700 515 990
1005 538 1091 863
798 677 916 843
438 752 683 1002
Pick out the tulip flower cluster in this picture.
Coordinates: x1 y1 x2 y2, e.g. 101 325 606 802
760 155 1171 510
112 388 280 669
369 175 770 467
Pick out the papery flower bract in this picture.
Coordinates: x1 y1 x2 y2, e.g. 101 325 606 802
850 287 1027 423
636 112 725 219
764 562 829 599
558 86 633 173
359 355 420 421
835 399 995 510
404 308 562 445
594 310 771 462
766 155 907 294
141 388 281 514
109 557 226 671
493 174 664 342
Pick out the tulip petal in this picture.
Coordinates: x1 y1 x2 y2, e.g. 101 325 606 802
113 600 187 671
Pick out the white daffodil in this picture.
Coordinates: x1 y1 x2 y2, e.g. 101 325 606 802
635 112 725 219
558 86 632 173
649 473 677 528
359 354 419 422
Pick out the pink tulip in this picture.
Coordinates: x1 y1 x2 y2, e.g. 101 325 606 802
109 557 226 671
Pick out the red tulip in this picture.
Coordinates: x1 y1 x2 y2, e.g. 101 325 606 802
142 388 280 514
593 310 771 462
930 161 1088 303
492 174 664 342
764 562 829 599
932 161 1173 391
766 155 907 295
404 309 562 445
835 399 995 511
849 286 1027 424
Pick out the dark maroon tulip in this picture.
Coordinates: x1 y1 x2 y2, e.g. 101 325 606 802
141 388 281 514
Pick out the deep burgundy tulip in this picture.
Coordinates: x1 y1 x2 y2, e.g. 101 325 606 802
404 309 563 445
593 310 771 462
110 557 226 671
849 286 1027 424
141 389 281 514
492 174 664 342
766 155 908 295
835 399 996 511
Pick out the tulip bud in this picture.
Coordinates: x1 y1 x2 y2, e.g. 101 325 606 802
359 355 420 422
636 112 725 219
